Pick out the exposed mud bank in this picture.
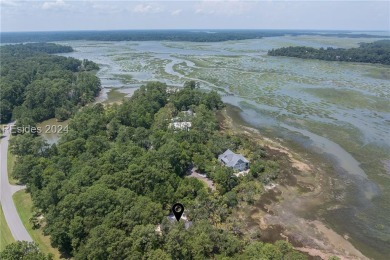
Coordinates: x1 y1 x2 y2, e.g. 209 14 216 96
221 106 368 260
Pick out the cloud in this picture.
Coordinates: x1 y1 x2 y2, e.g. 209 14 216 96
171 9 182 16
0 0 19 7
91 2 122 14
133 3 163 14
42 0 70 10
194 0 254 16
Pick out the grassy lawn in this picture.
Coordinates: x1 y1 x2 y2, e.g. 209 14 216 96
1 126 18 185
7 142 18 185
0 204 15 251
13 190 61 259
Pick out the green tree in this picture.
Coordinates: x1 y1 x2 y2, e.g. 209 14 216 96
129 225 161 255
9 133 48 156
0 241 52 260
75 225 131 260
164 223 190 259
184 80 198 89
275 240 293 255
242 241 264 259
285 251 308 260
260 243 283 260
152 103 176 131
192 104 218 135
145 249 171 260
212 166 237 194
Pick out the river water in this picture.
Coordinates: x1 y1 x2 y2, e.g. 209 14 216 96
55 35 390 259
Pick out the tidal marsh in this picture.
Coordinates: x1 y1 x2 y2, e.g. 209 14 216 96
57 36 390 258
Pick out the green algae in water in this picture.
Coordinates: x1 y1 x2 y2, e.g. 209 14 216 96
112 74 134 84
304 88 390 112
364 67 390 80
104 89 128 104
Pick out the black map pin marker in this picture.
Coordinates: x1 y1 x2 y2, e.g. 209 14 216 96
172 203 184 221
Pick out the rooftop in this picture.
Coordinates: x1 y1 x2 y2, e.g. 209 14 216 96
218 149 249 168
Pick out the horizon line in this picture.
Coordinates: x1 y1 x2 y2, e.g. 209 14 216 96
1 28 389 34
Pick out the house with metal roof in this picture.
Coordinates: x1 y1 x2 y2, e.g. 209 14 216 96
218 149 249 171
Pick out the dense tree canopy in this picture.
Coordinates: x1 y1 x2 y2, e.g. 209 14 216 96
268 40 390 65
0 43 101 123
8 81 307 259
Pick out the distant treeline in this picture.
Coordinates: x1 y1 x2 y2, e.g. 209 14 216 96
1 30 388 43
0 43 101 123
1 42 73 56
268 40 390 65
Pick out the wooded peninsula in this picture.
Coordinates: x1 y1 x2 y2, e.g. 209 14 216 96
0 43 100 124
268 40 390 65
1 43 311 259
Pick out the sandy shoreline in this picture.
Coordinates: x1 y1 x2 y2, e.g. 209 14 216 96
221 107 368 260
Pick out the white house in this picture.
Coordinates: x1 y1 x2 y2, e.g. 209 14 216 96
168 110 195 131
168 121 192 131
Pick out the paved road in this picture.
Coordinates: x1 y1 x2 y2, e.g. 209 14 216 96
0 122 32 241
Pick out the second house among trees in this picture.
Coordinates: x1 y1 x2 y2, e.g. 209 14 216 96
218 149 249 172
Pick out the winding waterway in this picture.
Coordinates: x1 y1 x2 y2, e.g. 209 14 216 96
56 35 390 259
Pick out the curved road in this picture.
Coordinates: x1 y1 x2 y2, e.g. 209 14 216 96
0 122 32 241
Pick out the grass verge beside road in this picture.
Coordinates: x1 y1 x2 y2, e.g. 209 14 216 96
7 145 18 185
0 204 15 251
13 190 61 259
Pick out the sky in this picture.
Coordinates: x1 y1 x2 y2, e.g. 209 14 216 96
0 0 389 32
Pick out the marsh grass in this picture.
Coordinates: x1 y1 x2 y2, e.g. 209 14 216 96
364 67 390 80
304 88 390 112
104 89 128 104
112 74 134 84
